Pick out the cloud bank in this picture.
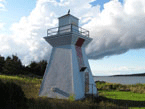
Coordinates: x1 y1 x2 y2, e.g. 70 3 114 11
0 0 145 65
85 0 145 59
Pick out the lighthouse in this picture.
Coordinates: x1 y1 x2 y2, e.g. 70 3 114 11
39 13 98 100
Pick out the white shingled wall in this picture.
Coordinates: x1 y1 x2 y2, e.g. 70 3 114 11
39 45 74 99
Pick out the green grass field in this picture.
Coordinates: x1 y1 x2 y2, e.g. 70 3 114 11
0 74 145 109
99 90 145 101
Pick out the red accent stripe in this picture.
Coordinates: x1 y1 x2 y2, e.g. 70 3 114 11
75 38 85 70
75 38 85 47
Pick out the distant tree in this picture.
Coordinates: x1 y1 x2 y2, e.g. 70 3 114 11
28 61 39 73
28 60 47 76
39 60 47 76
0 55 5 72
2 56 12 74
1 54 47 76
2 55 23 75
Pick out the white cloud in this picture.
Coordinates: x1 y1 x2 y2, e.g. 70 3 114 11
1 0 145 67
85 0 145 59
0 0 6 11
0 34 13 56
0 22 5 29
0 3 4 8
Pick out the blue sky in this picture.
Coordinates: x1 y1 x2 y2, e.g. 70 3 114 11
0 0 36 34
0 0 145 76
89 49 145 75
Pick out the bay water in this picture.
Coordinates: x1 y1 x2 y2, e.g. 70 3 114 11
93 76 145 85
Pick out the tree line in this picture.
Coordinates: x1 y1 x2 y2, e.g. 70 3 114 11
0 55 47 76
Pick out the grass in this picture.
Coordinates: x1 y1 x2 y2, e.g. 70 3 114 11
0 74 42 83
99 90 145 101
96 81 145 94
97 81 145 108
0 74 145 108
0 74 42 99
98 90 145 108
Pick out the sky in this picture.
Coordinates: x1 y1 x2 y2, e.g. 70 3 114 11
0 0 145 76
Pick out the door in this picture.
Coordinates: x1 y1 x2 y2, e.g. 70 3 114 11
85 71 89 93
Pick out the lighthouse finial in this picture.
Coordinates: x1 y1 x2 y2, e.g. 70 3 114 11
68 9 70 15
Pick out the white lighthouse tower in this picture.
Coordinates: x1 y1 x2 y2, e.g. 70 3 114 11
39 13 98 100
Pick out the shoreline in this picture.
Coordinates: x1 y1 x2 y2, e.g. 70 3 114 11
93 73 145 77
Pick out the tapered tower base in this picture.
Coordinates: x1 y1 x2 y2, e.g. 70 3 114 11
39 44 97 100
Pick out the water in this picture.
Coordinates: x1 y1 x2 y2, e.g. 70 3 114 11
93 76 145 85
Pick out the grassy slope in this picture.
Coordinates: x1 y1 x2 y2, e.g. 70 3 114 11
0 74 42 99
0 74 145 109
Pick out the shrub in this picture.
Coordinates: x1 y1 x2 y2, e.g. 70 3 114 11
68 94 75 101
0 80 27 109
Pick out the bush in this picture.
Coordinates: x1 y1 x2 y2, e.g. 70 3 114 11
69 94 75 101
0 80 27 109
